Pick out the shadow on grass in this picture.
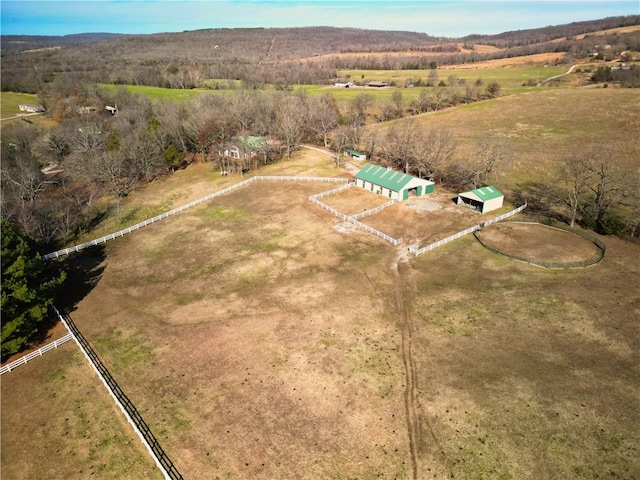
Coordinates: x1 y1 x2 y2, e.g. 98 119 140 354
56 245 107 314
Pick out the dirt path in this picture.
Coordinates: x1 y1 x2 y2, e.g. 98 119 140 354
393 253 420 480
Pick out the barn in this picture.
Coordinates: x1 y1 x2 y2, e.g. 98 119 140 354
457 186 504 213
354 163 435 201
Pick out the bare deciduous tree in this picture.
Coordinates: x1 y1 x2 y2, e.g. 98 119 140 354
466 136 511 188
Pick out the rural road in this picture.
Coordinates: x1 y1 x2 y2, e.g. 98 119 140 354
0 112 43 122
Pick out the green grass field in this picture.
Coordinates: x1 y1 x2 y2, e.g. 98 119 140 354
338 65 567 88
97 84 209 102
0 91 42 118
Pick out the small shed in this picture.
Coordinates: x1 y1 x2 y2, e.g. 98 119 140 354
354 163 435 201
457 186 504 213
343 148 367 161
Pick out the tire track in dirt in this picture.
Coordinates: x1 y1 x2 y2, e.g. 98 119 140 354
394 256 420 480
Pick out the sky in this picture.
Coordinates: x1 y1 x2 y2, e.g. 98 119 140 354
1 1 638 37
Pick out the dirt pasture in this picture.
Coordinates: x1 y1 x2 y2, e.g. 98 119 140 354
476 221 602 265
2 150 639 479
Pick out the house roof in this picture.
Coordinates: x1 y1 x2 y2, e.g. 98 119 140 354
355 163 427 192
459 185 503 202
236 136 267 150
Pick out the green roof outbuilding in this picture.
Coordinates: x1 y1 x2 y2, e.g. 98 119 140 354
354 163 434 200
457 186 504 213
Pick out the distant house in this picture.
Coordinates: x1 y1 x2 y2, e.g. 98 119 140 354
366 81 388 88
222 136 269 160
19 104 45 113
343 148 367 161
354 163 434 201
457 186 504 213
77 106 98 114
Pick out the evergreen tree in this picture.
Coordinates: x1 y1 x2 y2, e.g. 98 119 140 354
1 220 66 361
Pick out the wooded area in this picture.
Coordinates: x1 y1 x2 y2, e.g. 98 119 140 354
2 17 639 92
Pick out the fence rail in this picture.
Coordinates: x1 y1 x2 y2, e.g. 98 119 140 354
43 176 349 260
0 333 73 375
309 195 402 245
409 204 527 256
54 307 183 480
350 199 398 220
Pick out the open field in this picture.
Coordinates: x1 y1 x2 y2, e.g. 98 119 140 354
90 63 569 108
3 147 639 479
396 87 640 191
1 345 162 479
338 65 567 88
0 92 40 117
97 84 209 102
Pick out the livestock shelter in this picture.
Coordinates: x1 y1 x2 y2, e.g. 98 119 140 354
354 163 435 201
457 186 504 213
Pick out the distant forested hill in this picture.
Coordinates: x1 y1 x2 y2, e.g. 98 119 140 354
1 16 638 92
1 33 124 53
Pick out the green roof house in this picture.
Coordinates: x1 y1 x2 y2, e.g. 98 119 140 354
457 186 504 213
223 136 269 159
354 163 435 201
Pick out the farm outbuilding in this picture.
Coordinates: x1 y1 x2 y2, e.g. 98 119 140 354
457 186 504 213
343 148 367 161
354 163 435 201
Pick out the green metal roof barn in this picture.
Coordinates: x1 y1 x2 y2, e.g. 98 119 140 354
354 163 434 201
457 186 504 213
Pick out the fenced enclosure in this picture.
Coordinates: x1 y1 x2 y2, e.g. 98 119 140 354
350 199 398 220
54 307 183 480
0 333 73 375
409 204 527 256
308 192 402 246
43 176 349 260
474 220 606 269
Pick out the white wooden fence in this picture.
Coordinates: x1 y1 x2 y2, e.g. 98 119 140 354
409 204 527 256
43 176 349 260
350 199 398 220
0 333 73 375
308 194 402 245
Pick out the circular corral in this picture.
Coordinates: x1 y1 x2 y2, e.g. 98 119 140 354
475 221 605 268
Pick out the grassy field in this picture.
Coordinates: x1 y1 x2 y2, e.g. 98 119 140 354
1 345 162 479
97 84 209 102
2 80 639 479
3 145 638 479
338 65 567 89
384 86 640 192
0 92 55 127
90 64 568 107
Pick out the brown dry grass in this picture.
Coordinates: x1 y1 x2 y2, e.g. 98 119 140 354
476 222 600 263
440 52 567 70
3 89 639 479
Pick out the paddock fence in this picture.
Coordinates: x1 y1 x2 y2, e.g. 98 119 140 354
474 219 606 269
350 199 398 220
308 195 402 246
54 307 183 480
409 204 527 256
43 176 349 260
0 333 73 375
